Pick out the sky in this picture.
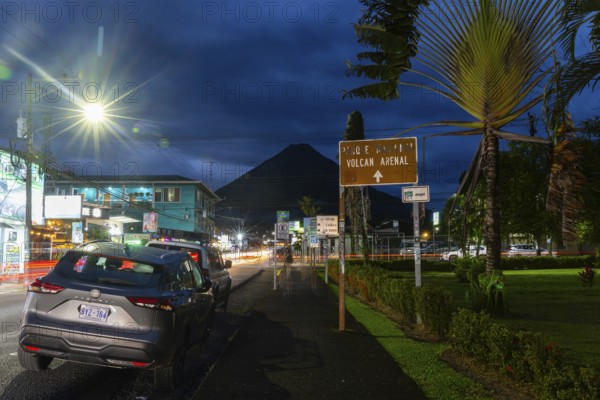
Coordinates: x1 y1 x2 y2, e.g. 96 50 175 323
0 0 597 212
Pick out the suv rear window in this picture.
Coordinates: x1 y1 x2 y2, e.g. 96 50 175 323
53 251 163 288
147 243 203 267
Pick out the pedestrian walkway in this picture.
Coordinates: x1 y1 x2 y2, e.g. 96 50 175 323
198 264 427 399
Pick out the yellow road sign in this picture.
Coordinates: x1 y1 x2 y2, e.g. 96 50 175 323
339 137 418 186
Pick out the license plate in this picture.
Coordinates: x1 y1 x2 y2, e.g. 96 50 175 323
79 304 110 322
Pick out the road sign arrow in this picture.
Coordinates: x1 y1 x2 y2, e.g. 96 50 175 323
373 170 383 183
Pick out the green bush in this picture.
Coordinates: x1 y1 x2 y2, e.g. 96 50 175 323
539 365 600 400
414 285 453 337
453 256 485 282
448 309 494 362
397 280 417 322
448 309 600 398
499 255 596 270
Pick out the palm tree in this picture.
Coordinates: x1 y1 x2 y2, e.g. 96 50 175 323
345 0 561 273
542 0 599 246
298 195 319 217
544 0 600 125
344 111 371 261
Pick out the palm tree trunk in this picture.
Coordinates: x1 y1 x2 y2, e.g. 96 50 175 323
484 126 501 274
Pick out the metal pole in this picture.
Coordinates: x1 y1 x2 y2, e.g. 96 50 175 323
339 186 346 331
25 72 33 264
273 223 277 290
413 202 422 288
325 235 329 284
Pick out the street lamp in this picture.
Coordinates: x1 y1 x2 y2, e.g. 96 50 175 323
83 103 105 123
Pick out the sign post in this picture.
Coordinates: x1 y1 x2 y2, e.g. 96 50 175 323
338 186 346 331
338 137 418 332
274 211 290 290
317 215 338 284
402 186 430 289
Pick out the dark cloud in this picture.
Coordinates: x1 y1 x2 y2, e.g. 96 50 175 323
0 0 596 212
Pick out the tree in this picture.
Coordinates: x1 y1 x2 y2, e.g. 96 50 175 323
544 0 600 125
573 117 600 252
345 0 560 273
298 195 319 217
542 0 599 246
344 111 371 261
498 141 555 247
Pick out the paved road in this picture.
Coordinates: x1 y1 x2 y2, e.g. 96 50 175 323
0 260 267 399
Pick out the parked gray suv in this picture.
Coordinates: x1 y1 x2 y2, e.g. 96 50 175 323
146 240 232 312
18 241 214 391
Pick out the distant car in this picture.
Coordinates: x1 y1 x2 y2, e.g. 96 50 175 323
146 240 232 312
18 241 215 391
505 244 549 257
441 245 487 261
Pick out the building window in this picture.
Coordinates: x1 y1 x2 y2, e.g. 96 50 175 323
164 187 180 202
154 188 162 203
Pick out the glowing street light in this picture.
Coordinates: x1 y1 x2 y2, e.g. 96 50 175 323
83 103 105 123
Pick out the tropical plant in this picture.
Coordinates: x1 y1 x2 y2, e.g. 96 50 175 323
542 0 599 246
466 269 508 315
298 195 319 217
544 0 600 124
344 110 371 261
345 0 561 274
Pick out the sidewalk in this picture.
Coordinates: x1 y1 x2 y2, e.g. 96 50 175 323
197 264 427 400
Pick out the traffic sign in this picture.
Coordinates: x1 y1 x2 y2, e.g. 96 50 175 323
316 215 338 236
339 137 418 186
276 222 289 239
276 210 289 222
402 186 430 203
309 235 319 248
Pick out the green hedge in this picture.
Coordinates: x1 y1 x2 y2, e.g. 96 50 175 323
327 260 452 336
449 309 600 399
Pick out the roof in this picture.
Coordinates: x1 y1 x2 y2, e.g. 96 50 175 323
51 174 220 200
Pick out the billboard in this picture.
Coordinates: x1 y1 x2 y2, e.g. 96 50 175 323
0 150 44 225
44 195 82 219
143 212 158 233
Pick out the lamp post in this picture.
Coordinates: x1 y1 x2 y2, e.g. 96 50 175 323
24 72 33 262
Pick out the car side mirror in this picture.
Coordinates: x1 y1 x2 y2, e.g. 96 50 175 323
225 260 232 269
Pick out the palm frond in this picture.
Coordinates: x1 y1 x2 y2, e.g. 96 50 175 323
342 81 399 100
543 52 600 131
560 0 600 58
392 122 484 137
492 129 551 144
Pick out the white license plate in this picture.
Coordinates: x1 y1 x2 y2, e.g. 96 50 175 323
79 304 110 322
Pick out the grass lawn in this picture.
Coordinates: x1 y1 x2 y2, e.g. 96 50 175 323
390 268 600 370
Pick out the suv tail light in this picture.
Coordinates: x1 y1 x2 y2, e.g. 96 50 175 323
127 296 174 311
30 279 65 294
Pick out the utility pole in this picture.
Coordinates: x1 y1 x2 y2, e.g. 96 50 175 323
25 72 33 261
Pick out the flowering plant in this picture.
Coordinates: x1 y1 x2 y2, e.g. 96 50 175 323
578 265 596 289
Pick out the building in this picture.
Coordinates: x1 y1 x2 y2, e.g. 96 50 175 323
46 175 220 244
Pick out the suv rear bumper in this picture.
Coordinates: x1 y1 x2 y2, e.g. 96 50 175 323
19 323 175 369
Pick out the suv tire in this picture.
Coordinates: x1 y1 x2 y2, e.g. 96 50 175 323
18 347 52 370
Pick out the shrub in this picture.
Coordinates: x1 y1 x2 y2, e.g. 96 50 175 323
397 280 416 322
579 265 596 290
448 309 494 362
414 285 453 337
453 256 485 282
539 365 600 400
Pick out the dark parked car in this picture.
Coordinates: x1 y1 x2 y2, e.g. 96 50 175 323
146 240 232 312
18 241 214 391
